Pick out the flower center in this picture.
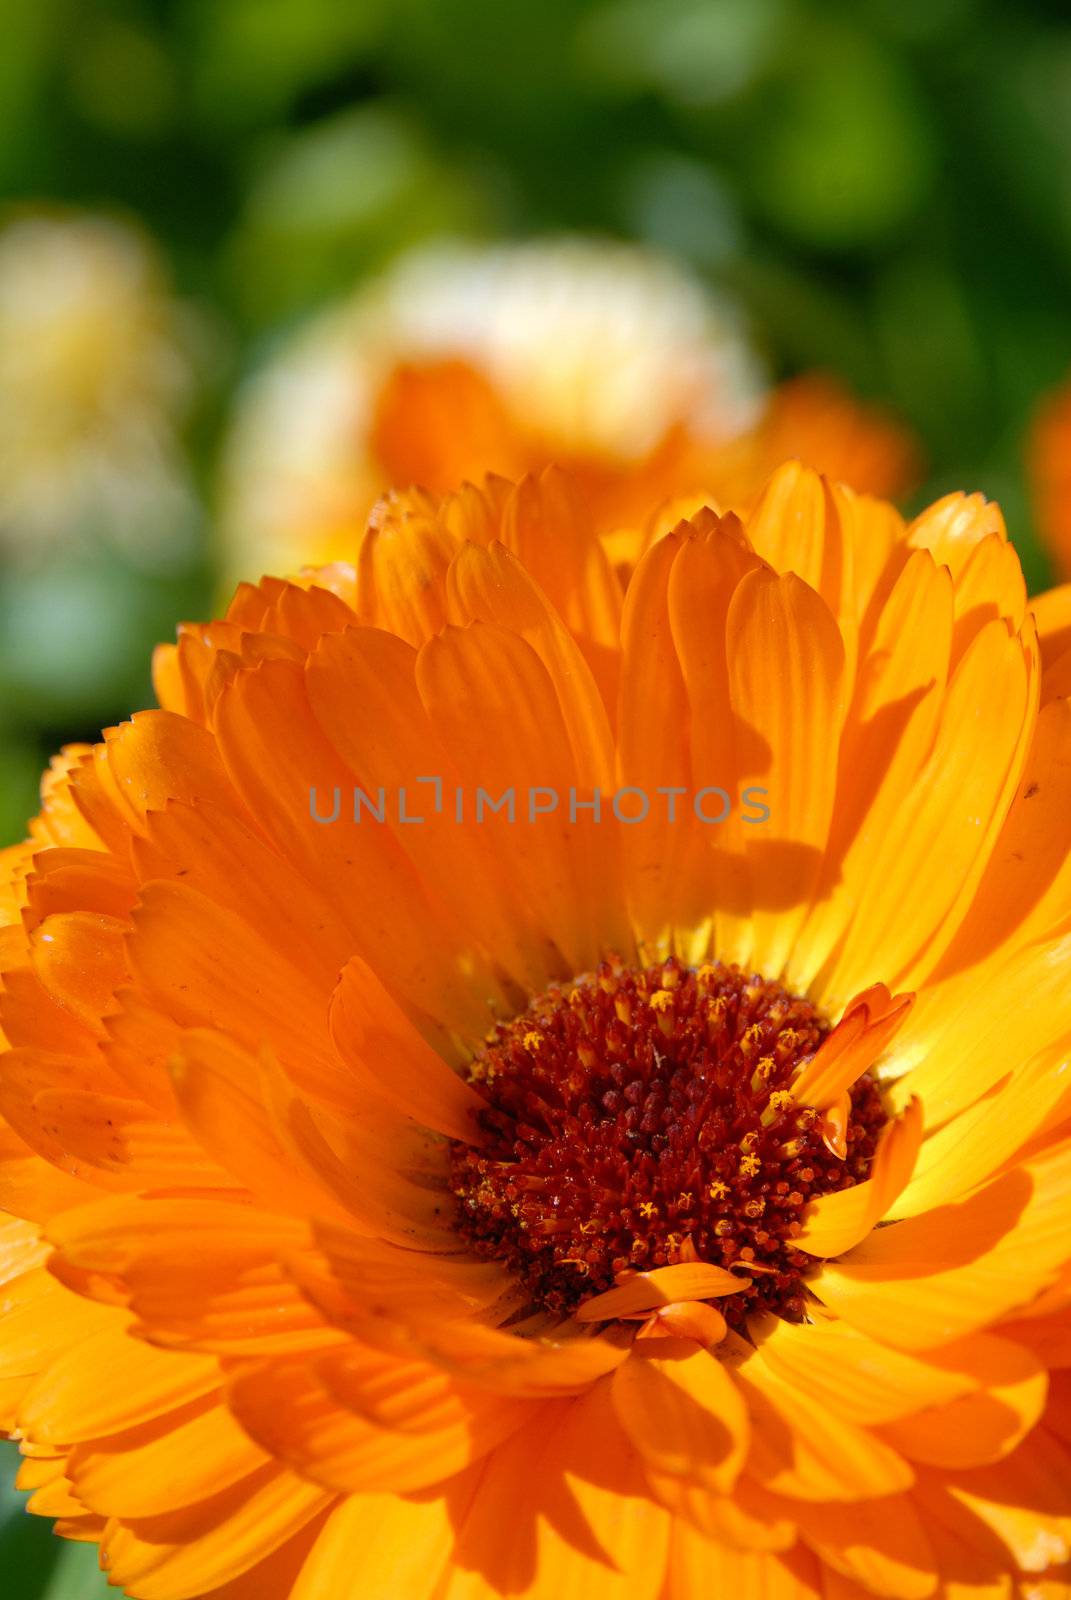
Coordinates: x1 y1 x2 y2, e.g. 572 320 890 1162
449 957 887 1326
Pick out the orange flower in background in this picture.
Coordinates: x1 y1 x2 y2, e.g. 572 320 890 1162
1029 380 1071 581
219 239 917 587
2 463 1071 1600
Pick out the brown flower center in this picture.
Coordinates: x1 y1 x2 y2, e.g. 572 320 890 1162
449 957 887 1327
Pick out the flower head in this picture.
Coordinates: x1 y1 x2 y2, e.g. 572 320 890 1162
220 238 915 585
0 210 199 564
2 463 1070 1599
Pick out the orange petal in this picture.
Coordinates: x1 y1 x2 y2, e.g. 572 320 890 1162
133 798 354 997
877 1332 1047 1469
667 1524 822 1600
812 1142 1071 1350
214 654 503 1036
745 1312 977 1426
127 879 347 1106
790 985 914 1112
733 1339 914 1501
100 1464 333 1600
289 1484 469 1600
907 491 1006 579
45 1193 338 1357
370 359 524 501
823 616 1036 1000
393 1315 629 1399
226 1353 532 1495
329 956 484 1143
499 468 624 658
890 1040 1071 1220
575 1262 748 1321
1034 582 1071 668
616 530 702 956
644 1301 728 1347
440 1382 671 1600
946 1425 1071 1572
104 710 241 823
797 548 952 995
354 482 460 645
725 565 847 980
795 1094 923 1255
168 1029 351 1220
933 697 1071 969
949 532 1027 663
788 1489 937 1599
68 1398 268 1518
29 909 130 1033
886 921 1071 1134
611 1339 749 1495
17 1321 219 1446
306 621 554 997
665 517 769 964
416 620 603 975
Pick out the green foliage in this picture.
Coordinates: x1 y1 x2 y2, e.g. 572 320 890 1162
0 1442 110 1597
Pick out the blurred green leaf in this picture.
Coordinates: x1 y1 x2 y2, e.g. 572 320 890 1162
1 1440 109 1599
744 21 935 249
0 0 66 187
66 18 178 140
225 105 491 323
187 0 387 127
0 544 209 727
0 737 40 845
36 1539 112 1600
576 0 787 108
619 149 744 267
873 253 988 453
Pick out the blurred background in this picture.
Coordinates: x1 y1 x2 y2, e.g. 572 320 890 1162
1 0 1071 1585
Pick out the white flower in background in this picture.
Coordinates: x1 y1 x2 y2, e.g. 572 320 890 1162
219 236 764 584
0 211 200 566
368 239 762 458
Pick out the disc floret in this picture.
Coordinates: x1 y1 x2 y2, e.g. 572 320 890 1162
450 956 886 1325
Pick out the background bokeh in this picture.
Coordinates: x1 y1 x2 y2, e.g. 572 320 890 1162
1 0 1070 1590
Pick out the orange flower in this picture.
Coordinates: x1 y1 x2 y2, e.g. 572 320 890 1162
1029 381 1071 581
3 464 1070 1600
219 239 916 585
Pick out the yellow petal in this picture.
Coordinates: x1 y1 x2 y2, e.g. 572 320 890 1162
668 1521 822 1600
575 1262 748 1321
100 1464 333 1600
226 1353 532 1495
725 566 847 979
288 1486 465 1600
329 957 484 1143
441 1382 671 1600
796 1095 923 1256
789 1490 938 1599
17 1321 219 1446
733 1341 914 1501
745 1312 976 1426
878 1333 1047 1469
813 1143 1071 1349
610 1339 750 1495
890 1040 1071 1220
68 1399 268 1517
946 1426 1071 1572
